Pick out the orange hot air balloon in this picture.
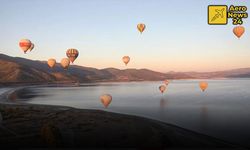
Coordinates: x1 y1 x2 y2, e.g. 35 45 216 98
29 43 34 52
122 56 130 66
60 58 70 70
159 85 166 94
137 23 146 34
233 26 245 39
100 94 112 108
66 48 79 63
19 39 32 53
47 58 56 68
199 81 208 92
164 80 169 85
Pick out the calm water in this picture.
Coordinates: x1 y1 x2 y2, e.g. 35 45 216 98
10 79 250 147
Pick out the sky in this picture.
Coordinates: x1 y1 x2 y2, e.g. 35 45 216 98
0 0 249 72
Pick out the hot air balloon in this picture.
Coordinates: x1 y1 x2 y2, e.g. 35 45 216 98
19 39 32 53
164 80 169 85
100 94 112 108
29 43 34 52
137 23 146 34
159 85 166 94
233 26 245 39
199 81 208 92
60 58 70 70
48 58 56 68
66 48 79 63
122 56 130 66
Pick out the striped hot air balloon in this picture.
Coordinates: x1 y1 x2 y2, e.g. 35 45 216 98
137 23 146 34
19 39 32 53
66 48 79 63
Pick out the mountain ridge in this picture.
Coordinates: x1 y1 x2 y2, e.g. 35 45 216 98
1 53 250 84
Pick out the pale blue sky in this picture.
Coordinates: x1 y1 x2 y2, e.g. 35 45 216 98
0 0 249 72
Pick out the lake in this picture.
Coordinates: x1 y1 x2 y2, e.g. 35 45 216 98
8 79 250 147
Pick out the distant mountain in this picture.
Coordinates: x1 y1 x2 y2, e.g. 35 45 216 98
178 68 250 79
0 53 250 84
101 68 168 81
0 54 170 84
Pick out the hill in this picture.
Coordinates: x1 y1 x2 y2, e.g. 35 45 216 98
0 54 169 84
1 53 250 84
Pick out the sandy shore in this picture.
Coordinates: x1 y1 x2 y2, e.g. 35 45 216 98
0 88 242 148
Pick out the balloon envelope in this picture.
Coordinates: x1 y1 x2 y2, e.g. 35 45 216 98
233 26 245 38
122 56 130 65
60 58 70 70
48 59 56 68
199 81 208 92
100 94 112 108
137 23 146 34
66 49 79 63
19 39 32 53
159 85 166 93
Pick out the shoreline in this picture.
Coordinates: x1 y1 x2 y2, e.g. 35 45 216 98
0 87 244 148
0 78 243 87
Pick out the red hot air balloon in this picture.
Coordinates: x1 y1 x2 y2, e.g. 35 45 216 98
66 48 79 63
19 39 32 53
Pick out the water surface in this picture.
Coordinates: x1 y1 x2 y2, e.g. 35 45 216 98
11 79 250 147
